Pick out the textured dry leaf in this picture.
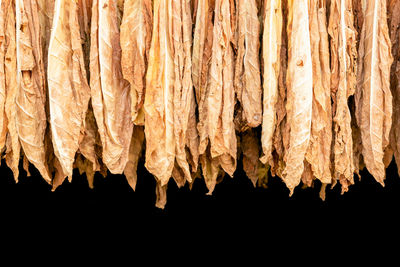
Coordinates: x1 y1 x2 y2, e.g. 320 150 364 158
90 0 133 174
145 0 198 196
260 0 282 166
78 103 101 178
51 155 66 190
350 1 364 178
144 0 175 186
22 152 30 176
229 0 237 50
192 0 213 104
48 0 91 182
120 0 152 124
283 0 313 194
171 0 199 186
192 0 212 167
207 0 237 177
355 0 392 186
77 0 92 75
37 0 67 189
305 0 332 185
16 0 52 184
199 149 221 194
186 90 200 174
185 2 200 176
349 0 366 178
0 0 7 152
301 161 313 187
192 0 220 192
155 181 167 209
388 0 400 176
76 0 102 185
4 0 20 181
192 0 198 21
328 0 357 192
37 0 54 71
269 0 288 179
79 103 99 162
351 100 363 178
352 0 363 45
319 182 327 200
123 126 144 190
242 129 262 187
195 0 237 194
234 0 262 128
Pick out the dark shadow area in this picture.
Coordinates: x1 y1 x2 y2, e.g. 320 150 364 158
1 158 400 245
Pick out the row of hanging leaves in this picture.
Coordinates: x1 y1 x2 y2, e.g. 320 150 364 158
0 0 399 208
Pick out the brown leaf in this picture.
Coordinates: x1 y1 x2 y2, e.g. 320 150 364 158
355 0 392 185
282 0 313 194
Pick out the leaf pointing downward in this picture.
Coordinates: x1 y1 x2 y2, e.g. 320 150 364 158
144 0 175 186
328 0 357 192
16 0 51 184
90 0 133 174
234 0 262 128
48 0 91 180
283 0 313 195
260 0 282 165
356 0 392 185
120 0 152 124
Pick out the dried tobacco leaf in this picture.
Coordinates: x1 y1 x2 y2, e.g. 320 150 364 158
4 0 20 181
124 126 144 190
78 102 101 183
305 0 332 185
38 0 54 72
283 0 313 194
234 0 262 128
0 0 7 152
192 0 213 104
192 0 221 193
207 0 237 175
270 0 288 179
199 0 237 193
155 181 167 209
355 0 392 186
16 0 51 184
120 0 152 125
260 0 282 166
90 0 133 174
48 0 91 182
170 0 198 187
328 0 357 192
388 0 400 176
75 0 103 186
145 0 199 195
242 129 263 187
144 0 176 186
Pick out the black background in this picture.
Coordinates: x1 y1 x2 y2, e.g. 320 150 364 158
1 157 400 251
